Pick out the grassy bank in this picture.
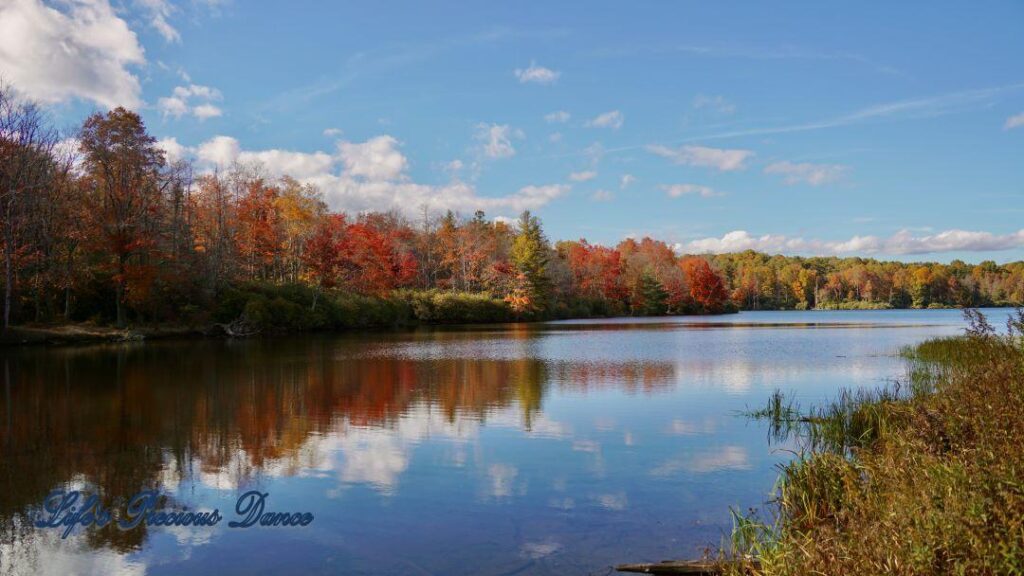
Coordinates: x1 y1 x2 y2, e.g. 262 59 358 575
727 309 1024 575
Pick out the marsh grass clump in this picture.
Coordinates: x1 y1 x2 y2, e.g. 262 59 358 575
746 384 909 456
726 308 1024 576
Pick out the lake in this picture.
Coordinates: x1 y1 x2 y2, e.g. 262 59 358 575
0 309 1009 575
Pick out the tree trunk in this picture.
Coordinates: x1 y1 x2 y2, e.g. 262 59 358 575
3 244 10 331
116 253 126 328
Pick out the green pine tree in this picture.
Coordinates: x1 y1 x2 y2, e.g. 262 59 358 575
638 272 668 315
510 210 551 312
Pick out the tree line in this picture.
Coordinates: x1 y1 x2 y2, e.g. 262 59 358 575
1 86 1021 331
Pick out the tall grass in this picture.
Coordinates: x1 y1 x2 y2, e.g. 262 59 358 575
726 308 1024 575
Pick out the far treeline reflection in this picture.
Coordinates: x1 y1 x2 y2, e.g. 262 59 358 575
0 332 675 554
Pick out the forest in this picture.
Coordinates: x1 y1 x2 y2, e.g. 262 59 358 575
2 86 1023 333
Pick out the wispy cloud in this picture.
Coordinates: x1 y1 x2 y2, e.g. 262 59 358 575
1005 112 1024 130
544 110 571 123
661 184 721 198
678 228 1024 256
262 27 570 111
764 161 847 186
136 0 180 43
648 144 753 171
569 170 597 182
515 62 560 84
541 84 1024 162
595 43 904 76
586 110 624 130
692 94 736 115
475 123 521 159
683 84 1024 142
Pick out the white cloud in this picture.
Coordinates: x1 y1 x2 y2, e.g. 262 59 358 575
173 84 220 100
512 184 570 206
677 228 1024 256
586 110 624 130
475 123 519 159
647 144 753 171
192 103 222 120
135 0 179 43
620 174 635 189
544 110 570 123
692 94 736 114
245 148 334 179
157 96 189 118
590 189 613 202
548 132 563 143
0 0 145 108
323 127 343 138
1005 112 1024 130
195 135 240 166
569 170 597 182
160 84 223 121
338 135 407 180
765 161 847 186
156 137 187 163
171 133 569 216
514 62 560 85
444 159 464 173
661 184 721 198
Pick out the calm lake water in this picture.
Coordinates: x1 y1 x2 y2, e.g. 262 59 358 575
0 309 1011 575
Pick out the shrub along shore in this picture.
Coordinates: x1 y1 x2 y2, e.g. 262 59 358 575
1 283 736 346
721 309 1024 576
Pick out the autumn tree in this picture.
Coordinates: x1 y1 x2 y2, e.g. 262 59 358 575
561 240 624 302
235 178 282 281
276 176 325 283
342 216 418 295
301 214 347 310
0 85 62 329
680 257 729 313
191 172 238 295
79 107 169 327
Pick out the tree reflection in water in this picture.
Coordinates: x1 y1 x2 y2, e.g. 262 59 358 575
0 334 675 560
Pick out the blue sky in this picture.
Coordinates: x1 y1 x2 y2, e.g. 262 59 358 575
2 0 1023 262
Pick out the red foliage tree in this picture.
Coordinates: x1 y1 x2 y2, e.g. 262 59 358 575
343 221 418 295
564 240 625 301
235 180 282 281
680 257 729 313
301 214 348 309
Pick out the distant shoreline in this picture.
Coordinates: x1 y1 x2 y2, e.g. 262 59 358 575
3 305 1009 348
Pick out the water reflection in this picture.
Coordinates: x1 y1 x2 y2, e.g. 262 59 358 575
0 337 675 545
0 310 990 575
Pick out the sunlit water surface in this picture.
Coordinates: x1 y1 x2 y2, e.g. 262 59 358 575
0 309 1011 575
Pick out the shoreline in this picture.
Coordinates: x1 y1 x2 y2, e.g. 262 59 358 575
0 305 999 348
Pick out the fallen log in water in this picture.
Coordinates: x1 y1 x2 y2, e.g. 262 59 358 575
215 315 260 338
616 559 759 575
